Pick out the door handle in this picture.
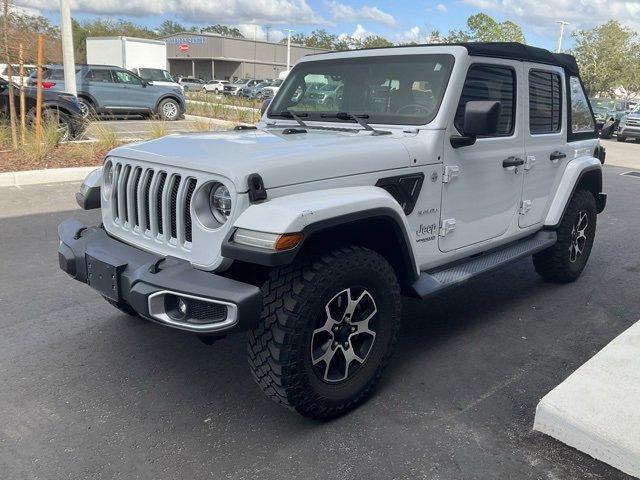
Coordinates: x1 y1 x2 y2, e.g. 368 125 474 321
550 151 567 161
502 157 525 168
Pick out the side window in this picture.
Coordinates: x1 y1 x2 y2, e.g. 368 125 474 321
455 65 516 136
113 70 142 86
86 69 113 83
569 76 595 133
529 70 562 134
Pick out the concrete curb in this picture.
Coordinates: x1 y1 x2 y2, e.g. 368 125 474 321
0 166 99 188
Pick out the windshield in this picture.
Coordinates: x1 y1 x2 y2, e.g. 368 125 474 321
269 54 455 125
138 68 173 82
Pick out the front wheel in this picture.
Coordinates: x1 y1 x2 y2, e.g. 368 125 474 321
157 98 180 121
533 189 597 283
248 246 402 419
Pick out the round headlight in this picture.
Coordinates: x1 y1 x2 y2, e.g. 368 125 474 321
209 183 231 224
103 162 113 198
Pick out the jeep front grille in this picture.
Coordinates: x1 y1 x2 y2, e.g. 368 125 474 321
109 161 196 248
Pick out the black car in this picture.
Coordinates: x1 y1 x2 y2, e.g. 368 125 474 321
0 77 86 140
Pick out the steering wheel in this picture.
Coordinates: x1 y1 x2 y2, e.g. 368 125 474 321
396 104 431 115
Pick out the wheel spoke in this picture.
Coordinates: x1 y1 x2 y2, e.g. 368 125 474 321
312 343 337 367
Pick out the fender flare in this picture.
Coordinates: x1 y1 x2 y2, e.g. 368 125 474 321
544 157 604 228
221 186 419 282
76 90 99 108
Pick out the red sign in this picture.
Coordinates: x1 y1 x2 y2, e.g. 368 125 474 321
178 44 189 52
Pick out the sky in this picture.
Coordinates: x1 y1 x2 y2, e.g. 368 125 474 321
15 0 640 51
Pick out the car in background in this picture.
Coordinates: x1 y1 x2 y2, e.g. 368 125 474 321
130 67 183 93
0 63 36 85
240 80 273 99
258 79 283 100
616 103 640 142
305 83 344 106
589 97 636 138
27 65 185 121
224 78 262 96
0 77 85 140
203 79 229 94
177 77 205 92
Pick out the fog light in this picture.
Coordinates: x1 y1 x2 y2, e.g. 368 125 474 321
177 298 188 316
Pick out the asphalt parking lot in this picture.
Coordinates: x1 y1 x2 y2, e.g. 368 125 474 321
0 151 639 478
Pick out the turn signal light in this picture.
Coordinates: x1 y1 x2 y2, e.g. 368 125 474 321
274 232 303 251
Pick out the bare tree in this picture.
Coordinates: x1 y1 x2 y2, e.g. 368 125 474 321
2 0 17 149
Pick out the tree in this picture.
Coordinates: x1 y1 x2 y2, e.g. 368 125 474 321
444 13 525 43
72 19 156 62
571 21 638 97
358 35 393 49
200 25 244 38
156 20 186 37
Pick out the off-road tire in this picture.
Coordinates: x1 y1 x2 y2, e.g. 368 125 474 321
533 189 597 283
103 296 138 317
247 246 402 419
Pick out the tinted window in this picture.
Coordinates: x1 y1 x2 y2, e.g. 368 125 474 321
455 64 516 136
270 54 455 126
113 70 142 85
569 76 595 133
86 69 113 83
529 70 562 134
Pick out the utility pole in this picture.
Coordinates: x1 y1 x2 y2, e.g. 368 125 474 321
556 21 569 53
60 0 77 96
285 29 294 72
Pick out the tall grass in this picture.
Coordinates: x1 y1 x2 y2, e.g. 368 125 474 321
186 91 260 109
186 101 261 124
149 121 168 138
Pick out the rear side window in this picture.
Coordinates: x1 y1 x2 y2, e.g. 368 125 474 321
569 76 595 133
86 69 113 83
455 65 516 136
529 70 562 134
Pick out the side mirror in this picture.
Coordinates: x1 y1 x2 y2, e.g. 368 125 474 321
260 99 271 115
451 100 501 148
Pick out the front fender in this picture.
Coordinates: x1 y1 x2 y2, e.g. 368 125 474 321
223 186 418 277
544 156 603 227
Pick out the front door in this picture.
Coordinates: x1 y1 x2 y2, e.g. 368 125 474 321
111 69 155 110
439 60 525 253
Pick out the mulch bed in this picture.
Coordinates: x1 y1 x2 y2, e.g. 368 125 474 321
0 146 107 173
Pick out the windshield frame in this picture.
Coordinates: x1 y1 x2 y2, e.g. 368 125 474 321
268 53 455 126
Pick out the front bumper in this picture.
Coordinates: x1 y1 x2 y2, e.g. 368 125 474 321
617 124 640 139
57 218 262 334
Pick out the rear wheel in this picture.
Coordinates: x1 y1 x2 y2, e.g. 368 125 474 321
533 189 597 283
77 97 95 119
247 246 402 419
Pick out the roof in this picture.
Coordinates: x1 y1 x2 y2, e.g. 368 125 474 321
309 42 580 76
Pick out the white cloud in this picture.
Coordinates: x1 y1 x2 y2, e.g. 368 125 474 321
11 5 42 16
436 3 447 13
325 1 397 27
15 0 325 25
396 26 439 44
350 24 370 41
236 24 285 42
462 0 640 35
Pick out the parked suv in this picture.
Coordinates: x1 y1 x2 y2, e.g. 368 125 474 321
177 77 205 92
59 43 606 419
0 77 85 140
616 103 640 142
203 79 229 94
224 78 262 96
29 65 185 121
590 97 635 138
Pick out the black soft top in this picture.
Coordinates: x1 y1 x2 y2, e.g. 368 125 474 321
312 41 580 76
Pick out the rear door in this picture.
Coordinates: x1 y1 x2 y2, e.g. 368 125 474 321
83 68 120 110
520 64 567 228
439 60 525 252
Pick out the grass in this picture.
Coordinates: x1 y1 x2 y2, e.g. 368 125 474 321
149 120 168 138
186 101 261 124
185 91 261 109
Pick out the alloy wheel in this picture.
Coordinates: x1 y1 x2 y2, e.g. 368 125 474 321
569 211 589 263
162 101 178 120
310 287 378 383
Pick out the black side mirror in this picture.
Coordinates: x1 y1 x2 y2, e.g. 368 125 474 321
451 100 501 148
260 99 271 115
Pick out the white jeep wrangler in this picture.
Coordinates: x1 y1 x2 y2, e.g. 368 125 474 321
59 42 606 419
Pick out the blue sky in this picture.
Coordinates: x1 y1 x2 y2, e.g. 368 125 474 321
17 0 640 52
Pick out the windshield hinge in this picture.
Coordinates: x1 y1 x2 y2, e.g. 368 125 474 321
439 218 456 237
442 165 460 184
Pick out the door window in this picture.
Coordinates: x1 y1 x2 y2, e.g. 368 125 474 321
569 76 595 133
455 65 516 136
85 69 114 83
113 70 143 86
529 70 562 134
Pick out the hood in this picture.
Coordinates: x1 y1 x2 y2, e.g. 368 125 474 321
109 127 412 191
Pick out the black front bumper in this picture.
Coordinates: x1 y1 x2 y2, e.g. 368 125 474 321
58 218 263 334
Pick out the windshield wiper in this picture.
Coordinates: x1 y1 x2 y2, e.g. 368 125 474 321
320 112 390 136
270 110 308 128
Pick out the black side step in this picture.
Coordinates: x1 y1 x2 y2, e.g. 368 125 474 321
411 230 557 299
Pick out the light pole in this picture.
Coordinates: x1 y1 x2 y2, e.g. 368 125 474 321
60 0 77 96
285 29 295 72
556 21 569 53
